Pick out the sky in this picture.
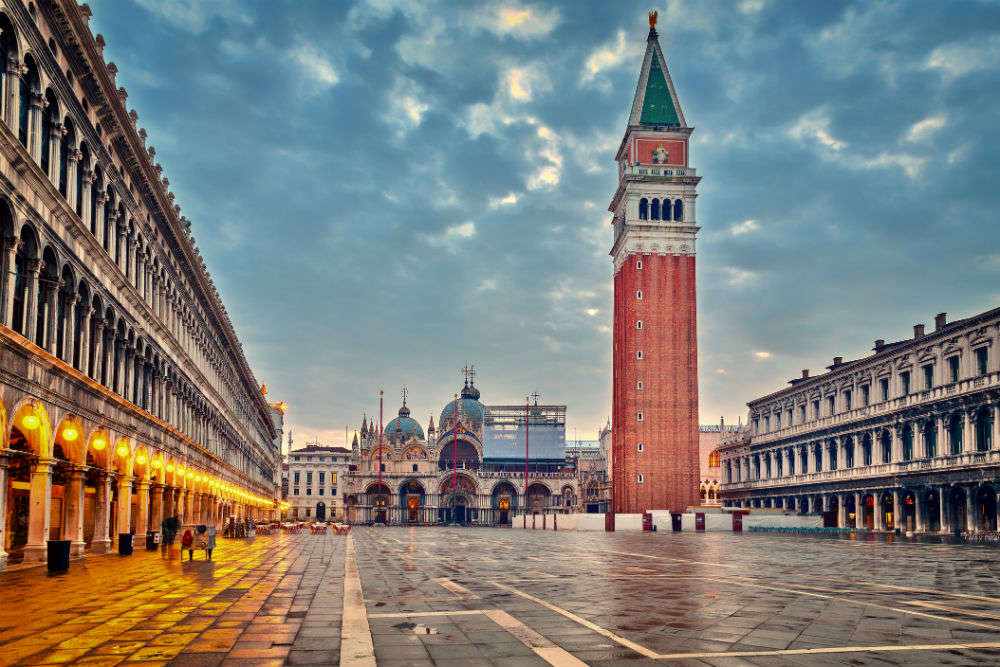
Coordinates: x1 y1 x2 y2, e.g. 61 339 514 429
89 0 1000 449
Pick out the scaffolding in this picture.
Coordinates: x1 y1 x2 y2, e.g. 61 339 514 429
483 404 567 462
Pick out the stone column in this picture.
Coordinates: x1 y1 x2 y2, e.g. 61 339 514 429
116 228 126 273
939 487 950 534
22 458 54 563
4 59 20 130
134 480 150 536
65 149 79 209
23 259 41 343
28 91 43 163
854 491 863 529
914 489 925 533
62 293 78 364
90 319 104 382
892 489 902 532
874 492 885 531
966 486 977 532
0 454 9 570
44 281 59 355
0 237 18 327
46 122 61 185
963 411 974 454
192 492 202 525
992 404 1000 451
94 193 107 246
77 306 91 374
116 476 132 541
150 483 164 537
120 344 132 399
107 332 118 391
92 471 113 554
162 486 174 520
63 466 87 556
80 171 93 230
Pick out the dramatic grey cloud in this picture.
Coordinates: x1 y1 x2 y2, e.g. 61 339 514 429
91 0 1000 446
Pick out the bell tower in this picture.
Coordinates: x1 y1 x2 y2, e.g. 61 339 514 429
609 12 700 514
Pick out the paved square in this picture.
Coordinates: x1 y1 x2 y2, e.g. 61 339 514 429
3 530 1000 666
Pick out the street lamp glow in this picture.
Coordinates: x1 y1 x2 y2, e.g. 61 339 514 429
117 444 129 457
62 425 79 441
92 436 106 450
21 414 39 430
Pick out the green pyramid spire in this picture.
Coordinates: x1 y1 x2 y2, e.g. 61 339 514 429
639 52 679 126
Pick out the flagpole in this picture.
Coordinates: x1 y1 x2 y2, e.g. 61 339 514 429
524 395 529 529
378 390 383 520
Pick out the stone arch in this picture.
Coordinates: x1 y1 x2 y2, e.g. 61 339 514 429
526 481 552 511
111 436 133 476
52 413 85 464
9 398 52 458
560 484 575 508
85 427 111 471
133 445 151 482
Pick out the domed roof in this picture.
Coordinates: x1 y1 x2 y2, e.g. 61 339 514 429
385 403 424 440
440 383 484 429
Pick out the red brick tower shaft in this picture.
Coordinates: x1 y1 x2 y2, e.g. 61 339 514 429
609 16 701 514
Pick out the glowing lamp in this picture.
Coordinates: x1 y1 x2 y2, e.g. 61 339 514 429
21 414 40 430
166 463 174 472
117 444 129 457
92 437 107 451
152 459 162 469
62 426 79 442
136 454 147 465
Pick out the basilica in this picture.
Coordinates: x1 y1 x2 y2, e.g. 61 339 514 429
342 376 580 525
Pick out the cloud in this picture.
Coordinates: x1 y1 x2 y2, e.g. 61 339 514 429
464 3 561 39
488 192 520 208
788 109 846 151
526 119 563 190
924 35 1000 80
860 152 927 180
715 368 727 374
291 40 339 92
738 0 765 13
581 29 640 85
419 221 477 253
947 144 970 165
905 115 947 143
133 0 250 34
477 279 498 292
585 308 599 316
382 77 430 136
729 219 759 236
723 267 757 286
503 65 549 102
754 351 772 359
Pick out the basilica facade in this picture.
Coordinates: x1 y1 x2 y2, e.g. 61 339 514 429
343 379 580 526
0 1 280 569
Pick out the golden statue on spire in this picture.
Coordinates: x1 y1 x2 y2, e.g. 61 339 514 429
649 10 658 29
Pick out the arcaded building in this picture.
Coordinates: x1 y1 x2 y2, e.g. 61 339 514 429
0 1 279 568
718 308 999 533
610 14 701 513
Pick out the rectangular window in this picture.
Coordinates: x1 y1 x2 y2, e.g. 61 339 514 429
844 390 852 411
637 474 644 483
976 347 988 375
293 456 300 461
775 413 781 429
880 378 889 401
294 472 300 485
412 464 418 472
636 290 643 299
638 442 644 452
306 508 311 517
923 364 934 390
380 463 386 472
306 488 312 496
827 395 835 416
637 381 643 390
636 320 643 329
636 350 643 359
764 416 770 431
637 412 644 421
800 405 806 423
949 355 960 383
293 488 299 496
861 384 870 406
812 400 820 419
306 472 313 485
636 259 642 269
319 472 325 485
900 371 910 395
319 488 324 495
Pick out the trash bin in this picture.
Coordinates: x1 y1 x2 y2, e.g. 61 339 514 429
118 532 133 556
47 540 71 572
145 531 160 551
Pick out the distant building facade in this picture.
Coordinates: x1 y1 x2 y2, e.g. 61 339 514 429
718 309 1000 533
283 445 351 521
343 375 579 525
698 421 739 506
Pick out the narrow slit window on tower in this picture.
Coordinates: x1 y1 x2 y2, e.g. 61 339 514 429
636 350 643 359
637 412 644 421
636 259 643 269
637 380 643 390
636 290 643 299
637 474 644 484
636 320 643 329
638 442 644 452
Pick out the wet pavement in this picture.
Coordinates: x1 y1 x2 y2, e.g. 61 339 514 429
3 529 1000 666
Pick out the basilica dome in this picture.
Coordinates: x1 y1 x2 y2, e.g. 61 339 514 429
440 383 485 432
385 404 425 440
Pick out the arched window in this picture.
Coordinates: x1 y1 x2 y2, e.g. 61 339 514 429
41 90 57 176
862 435 872 466
902 424 913 460
828 442 837 470
59 120 75 197
19 57 37 147
91 166 102 236
708 451 720 468
0 16 14 126
638 198 648 220
924 420 937 458
674 198 683 222
663 198 672 221
949 414 963 454
103 189 115 252
881 431 892 463
976 408 992 452
77 143 89 215
650 198 660 220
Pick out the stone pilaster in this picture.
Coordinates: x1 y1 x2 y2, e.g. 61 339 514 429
22 458 54 564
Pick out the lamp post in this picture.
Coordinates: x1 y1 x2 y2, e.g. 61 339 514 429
377 390 383 523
